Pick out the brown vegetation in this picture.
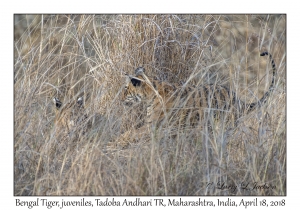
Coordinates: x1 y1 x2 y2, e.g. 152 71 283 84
14 14 286 195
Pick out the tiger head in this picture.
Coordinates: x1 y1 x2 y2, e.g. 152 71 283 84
122 67 155 106
52 96 85 131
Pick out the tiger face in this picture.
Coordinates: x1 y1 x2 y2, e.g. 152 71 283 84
122 67 177 124
53 97 87 134
122 67 154 107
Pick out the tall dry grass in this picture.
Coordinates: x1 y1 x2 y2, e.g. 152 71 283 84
14 14 286 195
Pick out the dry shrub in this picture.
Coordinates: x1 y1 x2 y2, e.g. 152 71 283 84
14 14 286 195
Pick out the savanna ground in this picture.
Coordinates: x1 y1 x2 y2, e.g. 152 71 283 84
14 14 286 195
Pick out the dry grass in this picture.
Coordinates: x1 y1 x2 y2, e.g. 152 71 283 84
14 14 286 195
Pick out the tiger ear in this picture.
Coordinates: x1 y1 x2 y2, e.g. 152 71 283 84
135 67 145 77
53 97 62 109
130 77 142 87
77 97 83 107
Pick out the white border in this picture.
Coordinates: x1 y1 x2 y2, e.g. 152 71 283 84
3 0 295 209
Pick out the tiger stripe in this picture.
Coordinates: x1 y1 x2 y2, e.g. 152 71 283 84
120 51 277 140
